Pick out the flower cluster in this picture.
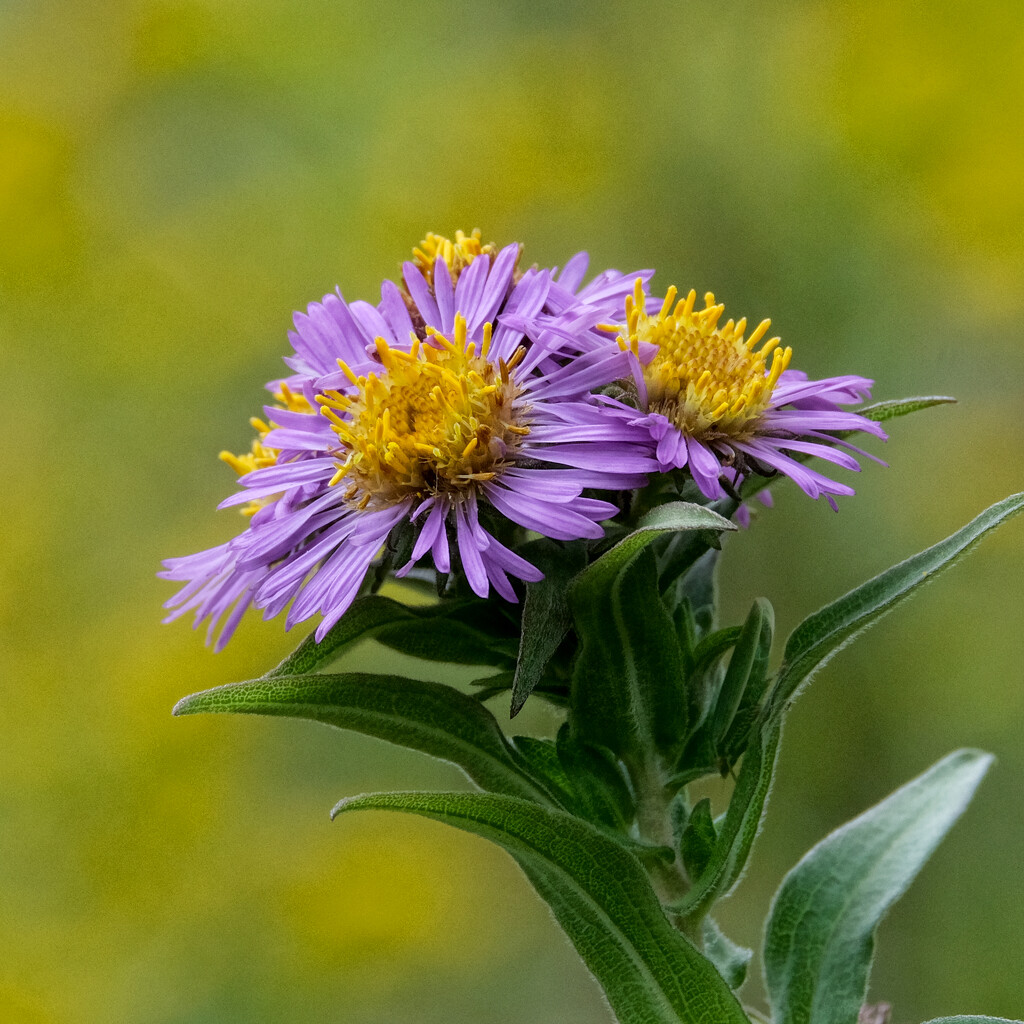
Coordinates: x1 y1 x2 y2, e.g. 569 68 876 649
162 231 885 648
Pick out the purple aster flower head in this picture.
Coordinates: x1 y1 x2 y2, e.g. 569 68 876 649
161 238 655 649
609 279 887 507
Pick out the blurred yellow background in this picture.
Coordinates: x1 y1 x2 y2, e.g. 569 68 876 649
2 1 1022 1021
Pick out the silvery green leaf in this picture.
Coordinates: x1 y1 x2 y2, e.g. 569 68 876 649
173 672 553 804
770 492 1024 716
763 750 992 1024
701 917 753 991
332 790 751 1024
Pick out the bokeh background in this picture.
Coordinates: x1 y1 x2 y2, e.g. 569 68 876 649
2 1 1023 1021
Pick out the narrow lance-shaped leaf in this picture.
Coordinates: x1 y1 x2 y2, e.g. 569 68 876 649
770 492 1024 716
920 1018 1024 1023
710 598 774 752
173 673 554 804
571 545 688 759
670 719 782 922
566 488 731 765
855 395 956 423
764 749 992 1024
677 493 1024 922
265 594 415 677
265 595 515 679
510 539 586 717
332 790 751 1024
738 395 953 502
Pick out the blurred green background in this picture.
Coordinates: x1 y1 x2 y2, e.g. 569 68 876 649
2 1 1022 1021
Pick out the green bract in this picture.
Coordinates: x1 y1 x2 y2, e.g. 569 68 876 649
174 399 1024 1024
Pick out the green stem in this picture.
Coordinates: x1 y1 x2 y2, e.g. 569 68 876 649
631 759 701 944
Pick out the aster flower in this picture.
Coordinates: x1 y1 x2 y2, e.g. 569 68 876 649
162 238 655 648
602 279 887 507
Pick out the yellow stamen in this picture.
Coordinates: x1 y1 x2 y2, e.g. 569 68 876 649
319 312 528 510
220 385 314 516
620 278 792 439
411 229 500 288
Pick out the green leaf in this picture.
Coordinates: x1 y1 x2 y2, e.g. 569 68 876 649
173 673 553 804
510 540 587 717
856 395 956 423
264 594 514 678
763 749 993 1024
678 549 720 635
770 492 1024 716
737 395 952 502
670 720 782 921
556 725 635 831
331 790 751 1024
265 594 415 677
511 736 577 810
373 614 517 666
571 545 688 760
701 917 752 991
573 502 736 602
711 599 774 753
679 798 717 882
920 1018 1024 1023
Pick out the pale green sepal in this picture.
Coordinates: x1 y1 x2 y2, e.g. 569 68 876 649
331 791 752 1024
701 917 752 990
763 749 993 1024
770 492 1024 717
172 673 553 804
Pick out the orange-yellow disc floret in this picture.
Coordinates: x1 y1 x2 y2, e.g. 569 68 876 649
220 383 313 516
411 229 498 287
618 279 792 439
316 314 529 510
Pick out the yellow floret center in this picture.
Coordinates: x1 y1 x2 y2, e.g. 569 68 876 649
618 279 792 439
316 313 529 510
220 383 313 516
412 229 498 287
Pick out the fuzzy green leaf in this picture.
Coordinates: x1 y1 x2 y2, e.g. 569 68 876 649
856 395 956 423
920 1018 1024 1023
678 549 720 636
331 790 751 1024
764 749 992 1024
711 599 774 753
680 798 717 882
701 917 752 991
556 725 635 831
265 594 415 677
510 540 587 717
173 673 552 804
573 502 736 602
671 719 782 921
571 545 688 759
511 736 577 811
771 492 1024 716
265 594 514 678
